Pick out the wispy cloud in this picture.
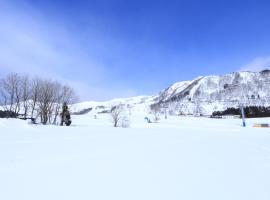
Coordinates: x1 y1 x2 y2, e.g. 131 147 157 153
241 56 270 72
0 1 103 77
0 0 139 101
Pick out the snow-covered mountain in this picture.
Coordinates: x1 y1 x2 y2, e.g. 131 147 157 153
71 96 156 115
154 70 270 115
73 70 270 116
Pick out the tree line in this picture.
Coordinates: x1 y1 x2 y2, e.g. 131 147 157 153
0 73 78 124
212 106 270 118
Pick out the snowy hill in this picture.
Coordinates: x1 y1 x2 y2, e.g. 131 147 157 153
71 95 156 115
154 70 270 115
73 70 270 116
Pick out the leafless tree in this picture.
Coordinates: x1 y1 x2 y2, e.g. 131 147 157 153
62 85 77 104
0 73 21 114
29 78 41 118
36 80 78 125
14 76 22 115
21 75 31 119
52 84 77 124
37 80 58 124
51 82 62 124
110 105 124 127
0 79 8 109
193 100 203 116
0 73 78 124
151 104 161 122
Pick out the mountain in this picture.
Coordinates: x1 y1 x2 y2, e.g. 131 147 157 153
153 70 270 115
73 70 270 116
72 96 156 115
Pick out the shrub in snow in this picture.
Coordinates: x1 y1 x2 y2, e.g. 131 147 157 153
144 117 152 123
110 104 131 127
154 115 160 123
110 105 124 127
150 104 161 123
0 110 18 118
121 116 130 128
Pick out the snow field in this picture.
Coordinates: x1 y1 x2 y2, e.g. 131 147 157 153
0 114 270 200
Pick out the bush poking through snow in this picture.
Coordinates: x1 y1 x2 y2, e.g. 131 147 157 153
110 105 124 127
121 116 130 128
150 103 161 122
0 110 18 118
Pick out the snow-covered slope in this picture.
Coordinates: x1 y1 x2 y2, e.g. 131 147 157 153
72 70 270 116
154 70 270 115
71 95 156 114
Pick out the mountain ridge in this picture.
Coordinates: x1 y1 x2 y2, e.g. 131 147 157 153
73 70 270 115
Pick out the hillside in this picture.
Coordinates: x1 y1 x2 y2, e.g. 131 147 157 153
73 70 270 116
154 70 270 115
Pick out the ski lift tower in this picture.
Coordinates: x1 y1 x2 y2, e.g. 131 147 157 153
239 103 246 127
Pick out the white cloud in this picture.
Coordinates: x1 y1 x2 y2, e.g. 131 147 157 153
241 56 270 72
0 0 139 101
0 1 104 78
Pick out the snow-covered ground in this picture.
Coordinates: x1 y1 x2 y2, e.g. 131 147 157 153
1 113 270 200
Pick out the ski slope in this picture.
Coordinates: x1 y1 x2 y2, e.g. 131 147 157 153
0 113 270 200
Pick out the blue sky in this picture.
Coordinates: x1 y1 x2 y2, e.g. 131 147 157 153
1 0 270 100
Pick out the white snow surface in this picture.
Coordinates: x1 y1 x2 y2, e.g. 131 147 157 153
1 113 270 200
71 95 156 114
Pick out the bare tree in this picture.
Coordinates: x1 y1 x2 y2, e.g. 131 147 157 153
62 85 77 104
14 75 22 115
0 79 8 109
151 104 161 122
21 75 31 119
0 73 21 114
51 82 62 124
52 84 77 124
193 100 202 116
38 80 57 125
29 78 41 119
1 73 78 124
110 105 123 127
37 80 78 125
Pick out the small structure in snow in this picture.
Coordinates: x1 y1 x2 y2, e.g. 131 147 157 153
253 123 270 128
